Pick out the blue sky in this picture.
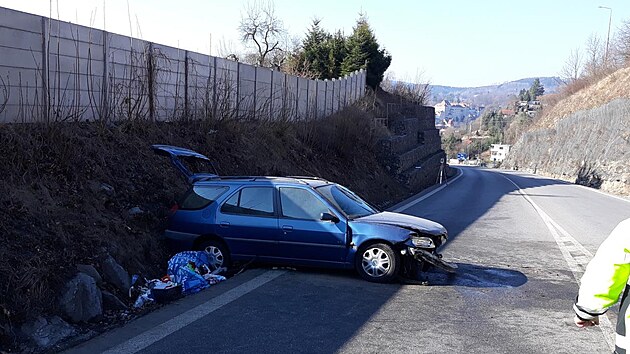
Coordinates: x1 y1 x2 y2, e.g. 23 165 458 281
1 0 629 87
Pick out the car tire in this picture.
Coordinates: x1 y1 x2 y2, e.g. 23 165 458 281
355 243 399 283
197 239 231 271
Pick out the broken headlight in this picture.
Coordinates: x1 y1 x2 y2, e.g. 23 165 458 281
410 236 435 249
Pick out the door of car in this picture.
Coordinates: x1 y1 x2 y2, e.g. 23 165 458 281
152 144 219 183
215 186 278 258
276 186 347 264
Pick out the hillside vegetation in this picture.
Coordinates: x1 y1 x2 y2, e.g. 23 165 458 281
504 67 630 196
535 67 630 129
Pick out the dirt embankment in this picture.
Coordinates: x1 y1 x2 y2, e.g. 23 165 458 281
0 107 421 348
505 67 630 196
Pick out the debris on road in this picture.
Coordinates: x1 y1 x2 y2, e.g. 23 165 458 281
131 251 227 308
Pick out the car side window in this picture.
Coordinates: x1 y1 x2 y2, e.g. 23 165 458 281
280 187 330 220
179 186 228 210
221 187 275 217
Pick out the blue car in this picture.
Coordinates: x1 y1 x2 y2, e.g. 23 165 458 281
154 145 456 283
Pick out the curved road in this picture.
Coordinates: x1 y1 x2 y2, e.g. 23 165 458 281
69 166 630 354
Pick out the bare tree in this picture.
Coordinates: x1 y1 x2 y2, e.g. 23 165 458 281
238 0 286 67
584 34 605 78
216 37 241 61
560 48 583 83
614 19 630 65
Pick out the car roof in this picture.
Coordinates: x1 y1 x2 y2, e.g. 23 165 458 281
193 176 332 188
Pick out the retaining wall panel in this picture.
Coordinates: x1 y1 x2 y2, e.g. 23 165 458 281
109 33 148 52
48 20 104 45
1 47 43 70
0 27 43 50
48 37 105 61
0 8 43 33
0 66 41 87
49 57 105 76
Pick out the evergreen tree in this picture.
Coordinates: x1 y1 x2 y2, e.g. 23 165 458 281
300 19 330 78
529 78 545 100
341 15 392 89
326 31 347 79
518 89 531 101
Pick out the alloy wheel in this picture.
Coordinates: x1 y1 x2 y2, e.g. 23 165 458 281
204 245 225 270
361 247 391 278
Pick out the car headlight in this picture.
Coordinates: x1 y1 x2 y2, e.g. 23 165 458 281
411 236 435 249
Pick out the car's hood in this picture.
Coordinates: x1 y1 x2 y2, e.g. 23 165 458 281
353 211 446 235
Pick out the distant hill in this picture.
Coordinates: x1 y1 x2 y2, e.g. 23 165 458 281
428 77 561 107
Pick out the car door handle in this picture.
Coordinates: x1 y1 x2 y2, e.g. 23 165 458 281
219 221 230 228
281 225 293 232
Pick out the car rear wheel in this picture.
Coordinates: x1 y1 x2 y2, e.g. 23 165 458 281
355 243 399 283
197 240 231 272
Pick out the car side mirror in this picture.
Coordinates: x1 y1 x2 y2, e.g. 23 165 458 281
321 212 340 223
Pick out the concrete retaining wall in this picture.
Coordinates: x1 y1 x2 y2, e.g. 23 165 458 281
377 105 446 190
0 7 367 123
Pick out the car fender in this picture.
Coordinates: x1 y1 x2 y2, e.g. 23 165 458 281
346 222 411 263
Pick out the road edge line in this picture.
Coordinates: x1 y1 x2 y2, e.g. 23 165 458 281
102 270 286 354
500 173 615 351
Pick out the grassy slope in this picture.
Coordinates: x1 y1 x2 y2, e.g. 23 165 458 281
535 67 630 129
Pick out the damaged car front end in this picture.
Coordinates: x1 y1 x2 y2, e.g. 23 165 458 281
349 211 457 282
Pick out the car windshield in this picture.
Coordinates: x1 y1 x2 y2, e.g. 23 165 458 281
315 184 378 219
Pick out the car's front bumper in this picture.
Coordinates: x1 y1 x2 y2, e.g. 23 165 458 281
406 247 457 273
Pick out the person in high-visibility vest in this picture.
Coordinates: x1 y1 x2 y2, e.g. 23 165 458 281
574 218 630 354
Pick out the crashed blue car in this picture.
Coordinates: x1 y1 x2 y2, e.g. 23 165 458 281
154 145 455 283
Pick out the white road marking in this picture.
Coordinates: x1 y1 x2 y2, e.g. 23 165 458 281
501 174 616 351
393 168 464 212
102 270 286 354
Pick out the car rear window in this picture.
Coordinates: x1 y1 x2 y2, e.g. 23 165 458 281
179 186 228 210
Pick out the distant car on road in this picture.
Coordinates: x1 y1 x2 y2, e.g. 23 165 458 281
153 145 455 283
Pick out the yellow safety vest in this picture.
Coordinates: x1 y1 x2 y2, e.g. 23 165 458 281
574 219 630 354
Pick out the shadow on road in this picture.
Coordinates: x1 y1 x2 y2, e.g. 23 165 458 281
400 166 570 245
413 263 528 288
267 262 528 289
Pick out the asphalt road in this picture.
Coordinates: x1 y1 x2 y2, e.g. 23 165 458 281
68 166 630 354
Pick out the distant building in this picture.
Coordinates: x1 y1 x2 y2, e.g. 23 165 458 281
490 144 511 162
514 100 542 114
434 100 480 126
500 109 515 117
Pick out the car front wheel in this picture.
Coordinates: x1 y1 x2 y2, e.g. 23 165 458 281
198 240 231 272
355 243 399 283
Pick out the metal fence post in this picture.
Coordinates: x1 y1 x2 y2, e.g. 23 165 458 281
184 50 189 120
324 80 328 116
253 66 257 120
236 62 241 118
212 56 217 119
41 17 50 123
269 69 274 120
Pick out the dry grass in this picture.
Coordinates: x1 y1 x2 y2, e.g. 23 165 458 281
536 67 630 129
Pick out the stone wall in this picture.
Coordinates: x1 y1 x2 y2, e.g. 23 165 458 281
378 106 446 190
504 98 630 196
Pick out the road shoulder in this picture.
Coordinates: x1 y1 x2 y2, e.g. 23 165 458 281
64 268 276 354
